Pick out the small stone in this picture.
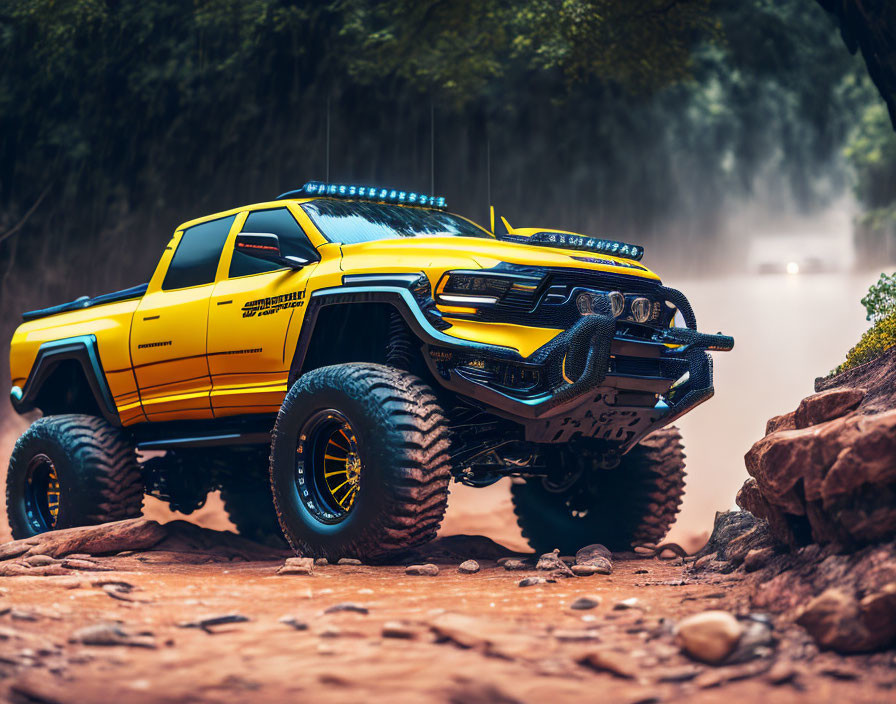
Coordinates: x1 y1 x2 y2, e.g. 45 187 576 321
324 603 369 615
23 555 57 567
553 629 601 642
337 558 362 566
405 564 439 576
765 660 799 686
9 609 39 621
177 614 250 633
613 598 643 611
676 611 745 665
279 616 309 631
502 559 529 571
71 623 156 649
278 557 314 576
457 560 480 574
314 558 329 566
518 577 548 587
578 649 638 678
570 596 602 610
575 544 612 564
382 621 418 639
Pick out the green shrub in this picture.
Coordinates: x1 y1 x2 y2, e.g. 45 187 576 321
861 272 896 322
833 310 896 375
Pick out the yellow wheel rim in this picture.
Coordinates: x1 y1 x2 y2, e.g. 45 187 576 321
46 465 61 526
322 424 361 511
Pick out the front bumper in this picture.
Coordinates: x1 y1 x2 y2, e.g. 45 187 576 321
423 311 733 453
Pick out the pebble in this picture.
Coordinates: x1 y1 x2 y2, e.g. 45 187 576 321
324 603 369 615
553 629 601 642
502 559 529 571
405 564 439 576
337 558 362 566
570 596 602 610
177 614 250 633
577 649 638 678
314 558 329 566
279 616 309 631
571 564 604 577
518 577 548 587
457 560 480 574
575 544 612 564
675 610 745 665
70 623 156 649
613 598 644 610
382 621 418 639
278 557 314 576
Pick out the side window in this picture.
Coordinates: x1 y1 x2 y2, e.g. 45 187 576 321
162 215 235 291
229 208 318 278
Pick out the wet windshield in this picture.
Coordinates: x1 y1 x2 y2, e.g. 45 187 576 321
301 199 492 245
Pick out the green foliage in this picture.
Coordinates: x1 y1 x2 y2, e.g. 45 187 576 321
860 272 896 322
845 102 896 209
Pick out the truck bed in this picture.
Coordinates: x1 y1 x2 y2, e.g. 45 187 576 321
22 283 148 322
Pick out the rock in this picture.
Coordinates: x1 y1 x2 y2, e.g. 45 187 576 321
323 602 369 615
766 411 796 435
62 558 113 572
743 547 776 572
794 388 865 429
337 558 362 566
575 544 612 564
695 511 779 564
577 649 638 678
71 623 156 649
278 557 314 576
457 560 480 574
796 586 896 653
613 598 643 611
0 519 167 561
693 553 718 570
723 616 775 664
536 549 574 577
552 629 601 642
518 577 548 587
765 660 800 686
177 614 250 633
279 616 309 630
570 564 603 576
570 596 602 610
314 558 329 566
501 559 529 571
675 611 745 665
382 621 418 639
22 555 57 567
9 609 39 621
405 564 439 576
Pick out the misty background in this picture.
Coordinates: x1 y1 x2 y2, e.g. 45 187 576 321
2 0 895 544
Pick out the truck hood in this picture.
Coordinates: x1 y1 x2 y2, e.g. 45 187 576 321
338 236 660 282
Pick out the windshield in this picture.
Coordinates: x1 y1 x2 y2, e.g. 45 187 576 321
301 199 492 244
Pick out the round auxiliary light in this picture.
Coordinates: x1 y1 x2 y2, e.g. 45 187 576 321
576 292 594 316
631 297 652 323
608 291 625 318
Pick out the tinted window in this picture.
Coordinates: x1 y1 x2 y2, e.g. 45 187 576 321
301 200 491 245
229 208 318 278
162 215 235 291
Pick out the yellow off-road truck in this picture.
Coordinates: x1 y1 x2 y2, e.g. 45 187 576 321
7 182 732 559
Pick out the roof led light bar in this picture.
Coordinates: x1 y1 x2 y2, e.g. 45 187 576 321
276 181 447 210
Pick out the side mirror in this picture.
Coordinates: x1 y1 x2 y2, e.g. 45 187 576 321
234 233 309 269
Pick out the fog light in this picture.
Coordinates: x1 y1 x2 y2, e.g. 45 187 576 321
631 297 651 323
608 291 625 318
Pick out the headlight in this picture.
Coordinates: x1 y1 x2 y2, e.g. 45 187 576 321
631 297 652 323
436 271 535 305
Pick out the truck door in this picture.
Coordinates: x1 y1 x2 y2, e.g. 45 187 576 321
207 206 319 416
130 214 236 420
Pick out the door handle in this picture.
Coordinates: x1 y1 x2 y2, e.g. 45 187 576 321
216 300 233 306
143 315 160 321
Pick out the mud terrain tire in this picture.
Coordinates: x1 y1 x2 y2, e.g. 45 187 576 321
270 363 451 562
6 414 144 539
511 426 686 553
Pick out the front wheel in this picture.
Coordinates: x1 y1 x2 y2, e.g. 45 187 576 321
6 414 144 539
270 363 451 562
511 427 686 553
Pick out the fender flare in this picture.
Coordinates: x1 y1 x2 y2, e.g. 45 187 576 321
10 334 120 425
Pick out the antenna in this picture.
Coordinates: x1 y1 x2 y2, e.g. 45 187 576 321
490 206 496 234
430 96 435 194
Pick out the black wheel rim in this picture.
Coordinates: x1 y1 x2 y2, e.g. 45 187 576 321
295 409 362 524
25 453 61 531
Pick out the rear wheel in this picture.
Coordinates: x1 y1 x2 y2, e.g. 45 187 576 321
511 426 686 553
6 414 144 539
270 363 451 562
